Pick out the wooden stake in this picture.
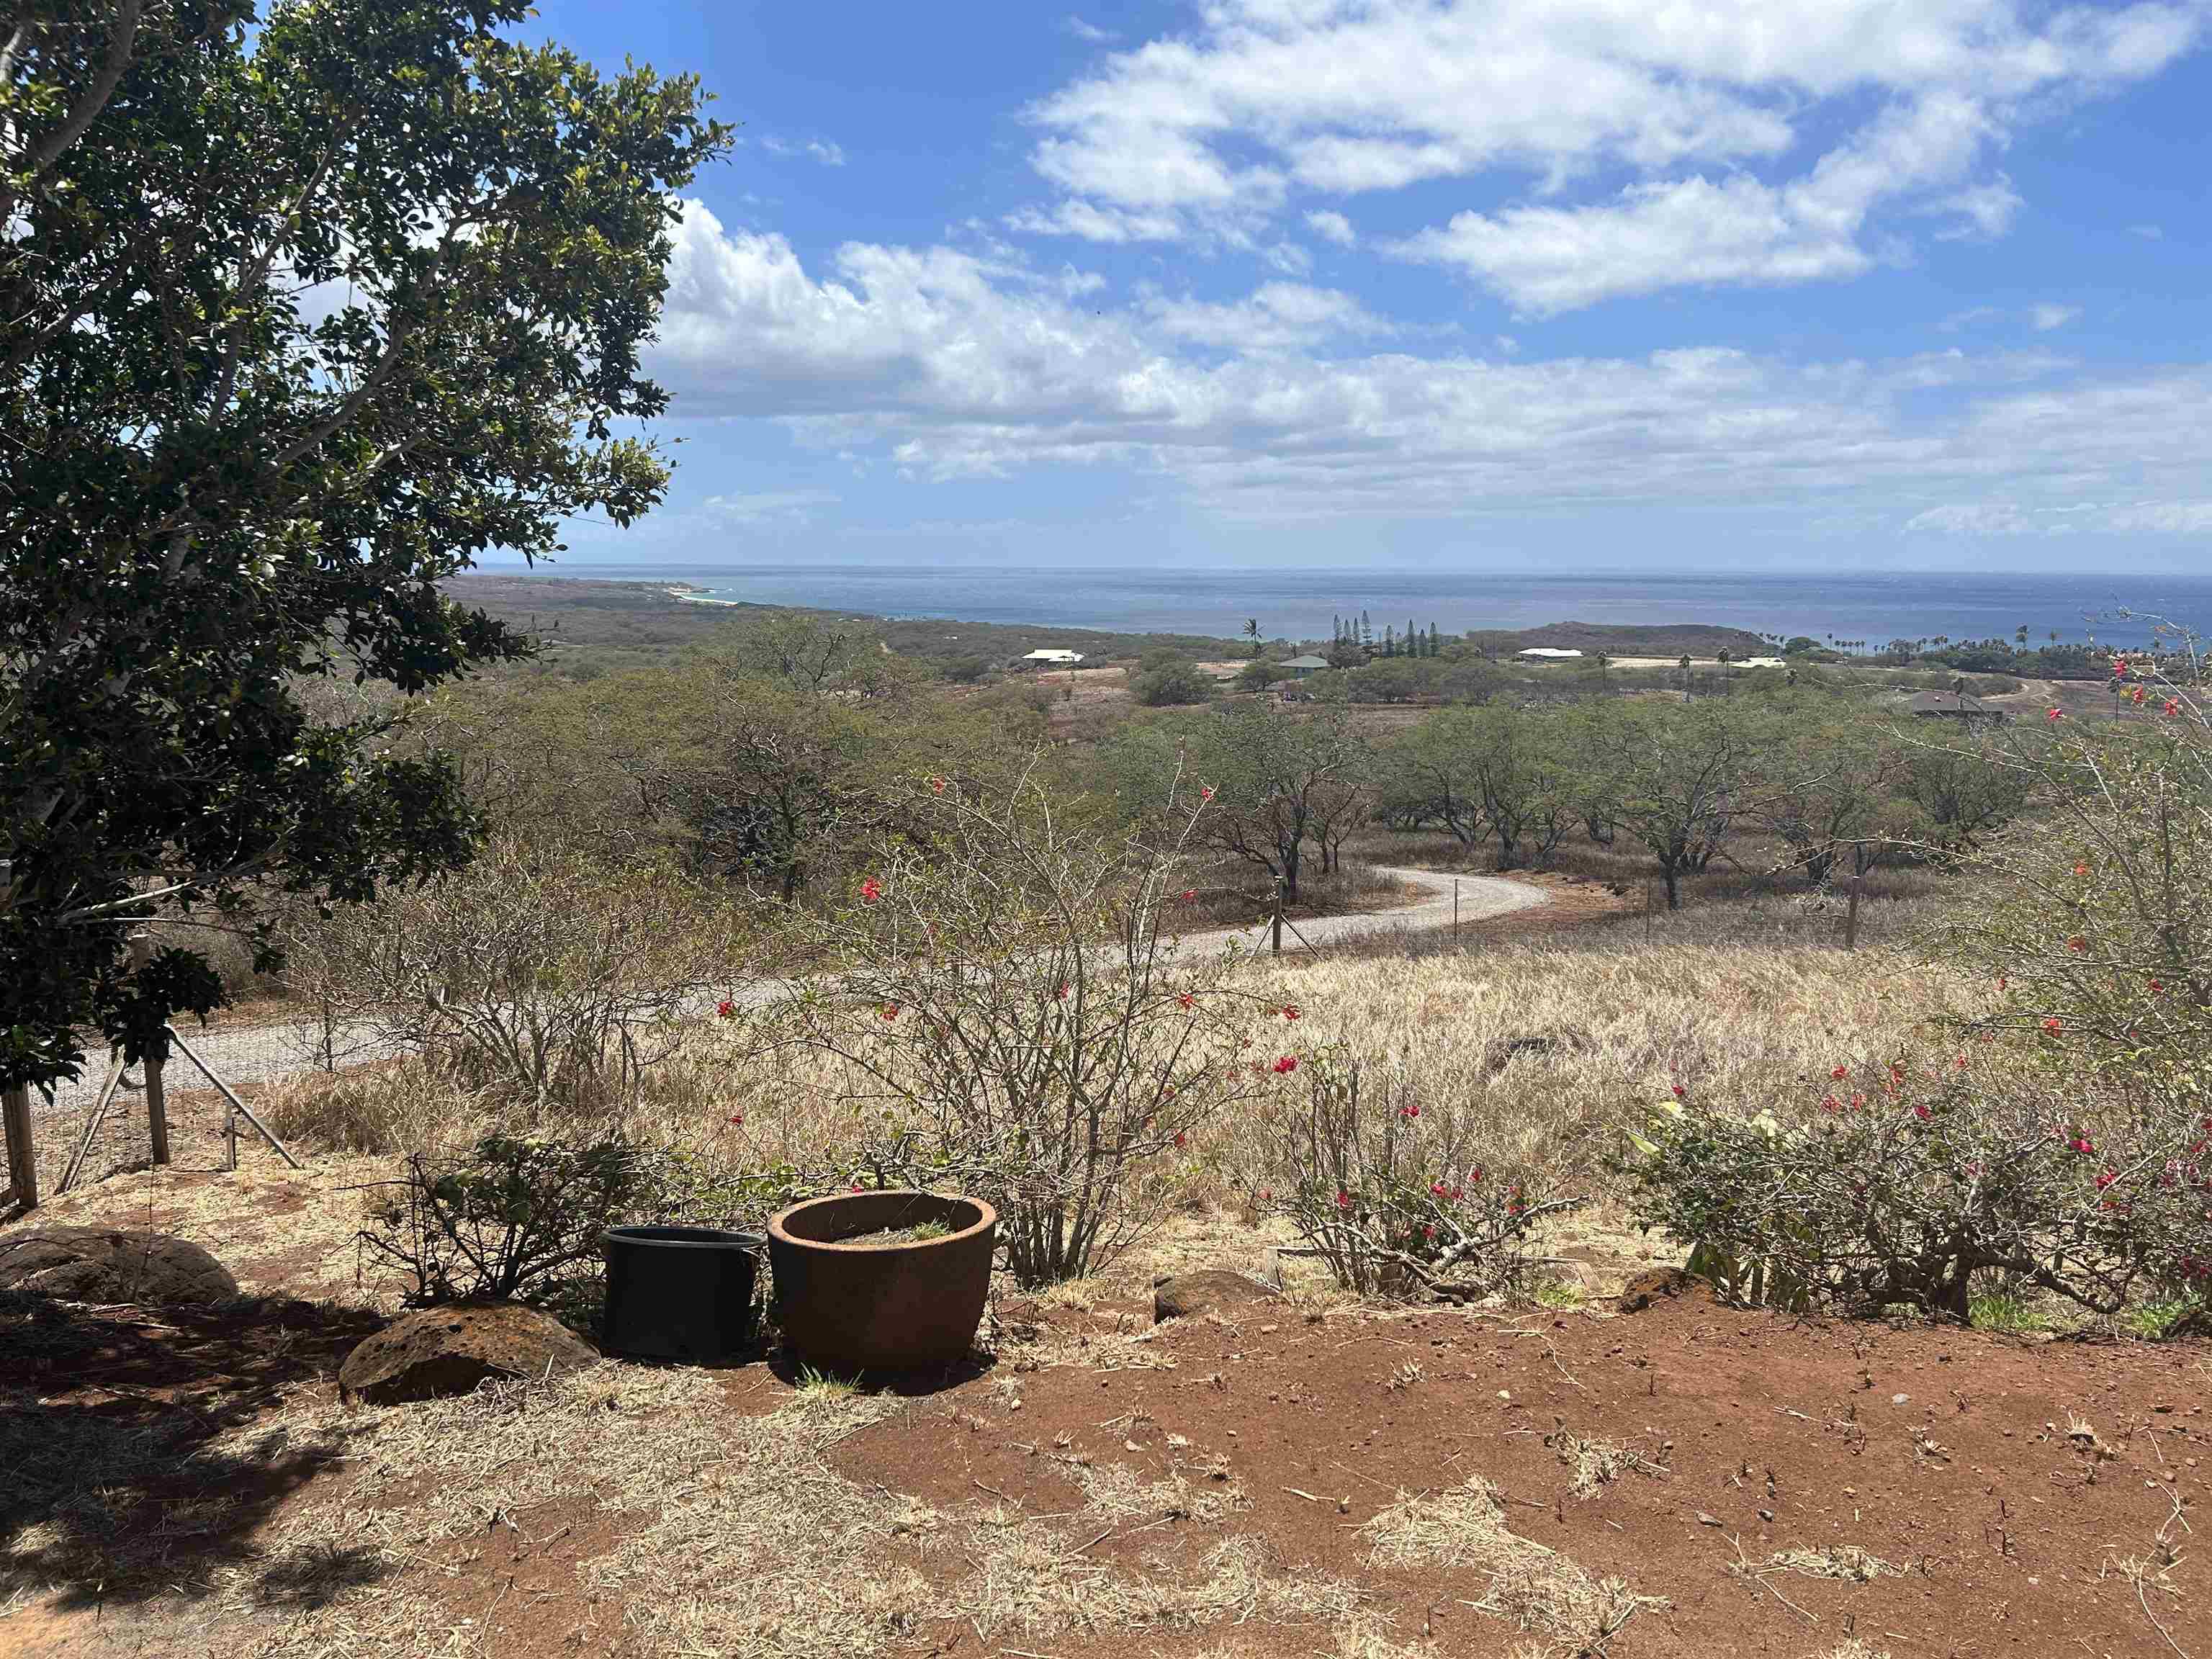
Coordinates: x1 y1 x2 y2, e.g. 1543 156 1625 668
1271 878 1285 956
129 934 171 1166
1843 873 1863 952
2 1085 35 1212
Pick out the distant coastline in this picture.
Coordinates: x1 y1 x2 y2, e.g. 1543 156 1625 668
490 562 2212 652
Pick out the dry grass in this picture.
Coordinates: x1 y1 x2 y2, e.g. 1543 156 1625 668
1737 1544 1899 1583
1547 1426 1669 1499
1071 1460 1251 1524
1362 1476 1661 1651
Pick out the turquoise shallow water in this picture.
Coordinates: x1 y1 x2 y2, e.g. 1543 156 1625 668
520 562 2212 650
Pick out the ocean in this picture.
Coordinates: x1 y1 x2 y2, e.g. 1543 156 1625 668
527 562 2212 651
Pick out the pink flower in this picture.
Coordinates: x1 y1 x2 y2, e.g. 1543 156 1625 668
1200 784 1215 801
1822 1094 1843 1113
2131 685 2147 706
1430 1182 1449 1198
1912 1103 1932 1121
716 999 737 1019
2095 1169 2118 1190
2047 707 2064 722
1055 981 1070 1000
850 1182 866 1192
2113 657 2131 679
2074 861 2090 877
1258 1187 1272 1203
860 876 882 904
1334 1188 1351 1210
1272 1054 1299 1075
1830 1065 1849 1080
1399 1103 1420 1120
1423 1224 1438 1241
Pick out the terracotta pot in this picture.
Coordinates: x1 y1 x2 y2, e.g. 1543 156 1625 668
767 1190 997 1375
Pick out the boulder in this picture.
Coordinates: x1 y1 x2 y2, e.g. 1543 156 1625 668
1153 1269 1283 1323
1616 1265 1701 1315
0 1228 238 1305
339 1303 598 1404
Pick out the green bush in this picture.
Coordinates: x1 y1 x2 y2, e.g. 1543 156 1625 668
1619 1058 2209 1323
1133 662 1216 706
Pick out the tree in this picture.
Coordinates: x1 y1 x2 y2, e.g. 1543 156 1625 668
1737 693 1911 886
1243 617 1262 657
1573 701 1745 907
1133 661 1215 706
1 1 730 1092
1392 707 1568 870
1125 701 1364 901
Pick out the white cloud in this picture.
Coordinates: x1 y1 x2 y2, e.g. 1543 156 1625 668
1146 282 1393 354
762 135 847 166
1064 14 1113 43
2128 222 2165 238
651 202 2212 537
2030 302 2082 331
1015 1 2204 302
1304 209 1355 246
702 490 840 526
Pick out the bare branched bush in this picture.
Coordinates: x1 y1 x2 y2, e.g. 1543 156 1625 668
784 765 1274 1286
284 835 743 1118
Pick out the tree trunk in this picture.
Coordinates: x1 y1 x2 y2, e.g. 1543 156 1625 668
1282 842 1301 902
1660 860 1682 910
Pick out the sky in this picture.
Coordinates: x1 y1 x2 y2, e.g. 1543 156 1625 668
507 1 2212 574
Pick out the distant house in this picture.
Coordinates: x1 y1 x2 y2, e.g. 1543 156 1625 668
1517 647 1583 661
1739 656 1787 670
1902 690 2008 727
1017 649 1084 669
1279 654 1331 678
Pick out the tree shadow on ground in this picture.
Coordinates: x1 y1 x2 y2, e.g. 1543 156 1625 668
0 1290 385 1609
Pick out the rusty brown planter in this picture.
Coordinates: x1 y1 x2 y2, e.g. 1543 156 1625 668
767 1190 997 1375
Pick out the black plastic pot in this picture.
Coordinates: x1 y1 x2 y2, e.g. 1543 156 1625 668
601 1225 763 1364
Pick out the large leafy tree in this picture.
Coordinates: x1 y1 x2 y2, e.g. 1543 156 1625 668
1 1 731 1089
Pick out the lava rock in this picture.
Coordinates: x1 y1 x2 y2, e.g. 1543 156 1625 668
1153 1269 1284 1323
1617 1265 1701 1314
339 1303 598 1403
0 1228 238 1305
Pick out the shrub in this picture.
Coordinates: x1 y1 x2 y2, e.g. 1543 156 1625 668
1133 662 1215 706
359 1134 660 1307
785 765 1269 1285
1619 1058 2210 1323
1251 1044 1563 1299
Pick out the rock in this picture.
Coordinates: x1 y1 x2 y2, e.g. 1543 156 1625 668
1153 1269 1283 1323
1617 1266 1701 1314
0 1228 238 1305
339 1303 598 1403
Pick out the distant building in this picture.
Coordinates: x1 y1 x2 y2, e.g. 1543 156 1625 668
1516 647 1583 660
1739 656 1787 669
1278 654 1331 678
1017 649 1084 669
1902 690 2008 726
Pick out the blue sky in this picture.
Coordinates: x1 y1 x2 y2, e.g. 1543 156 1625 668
505 1 2212 573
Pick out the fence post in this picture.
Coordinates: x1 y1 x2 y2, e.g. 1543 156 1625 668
1271 878 1285 956
3 1085 35 1212
130 933 171 1166
1843 873 1863 952
1452 878 1460 947
1644 878 1655 942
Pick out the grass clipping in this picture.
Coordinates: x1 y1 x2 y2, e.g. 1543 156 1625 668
1362 1476 1660 1653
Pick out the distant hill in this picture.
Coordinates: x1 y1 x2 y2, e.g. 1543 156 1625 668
1464 619 1773 658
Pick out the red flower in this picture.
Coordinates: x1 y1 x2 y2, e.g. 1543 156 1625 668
1258 1187 1272 1203
1822 1094 1843 1113
1272 1054 1299 1074
2074 861 2090 877
2046 707 2064 722
1334 1188 1351 1210
860 876 882 904
851 1182 866 1192
1830 1064 1849 1080
2067 936 2086 953
2131 685 2147 706
2165 698 2183 717
1671 1082 1684 1098
1200 784 1215 801
727 1112 745 1127
1912 1103 1932 1121
1173 1131 1187 1149
929 774 947 793
716 999 737 1019
880 1003 900 1022
1179 889 1197 903
1177 992 1195 1010
1430 1182 1449 1198
2149 978 2166 994
2095 1169 2118 1190
1399 1103 1420 1120
1281 1004 1301 1021
2113 657 2130 679
1423 1223 1438 1241
2043 1017 2063 1035
1851 1093 1866 1110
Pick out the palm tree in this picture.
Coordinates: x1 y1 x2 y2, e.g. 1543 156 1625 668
1716 647 1733 693
1243 617 1261 657
1678 653 1693 700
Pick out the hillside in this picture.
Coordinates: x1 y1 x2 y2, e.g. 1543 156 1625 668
1465 619 1773 658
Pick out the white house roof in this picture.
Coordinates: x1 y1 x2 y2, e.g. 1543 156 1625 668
1279 655 1331 670
1517 647 1583 659
1021 649 1084 662
1740 656 1786 669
